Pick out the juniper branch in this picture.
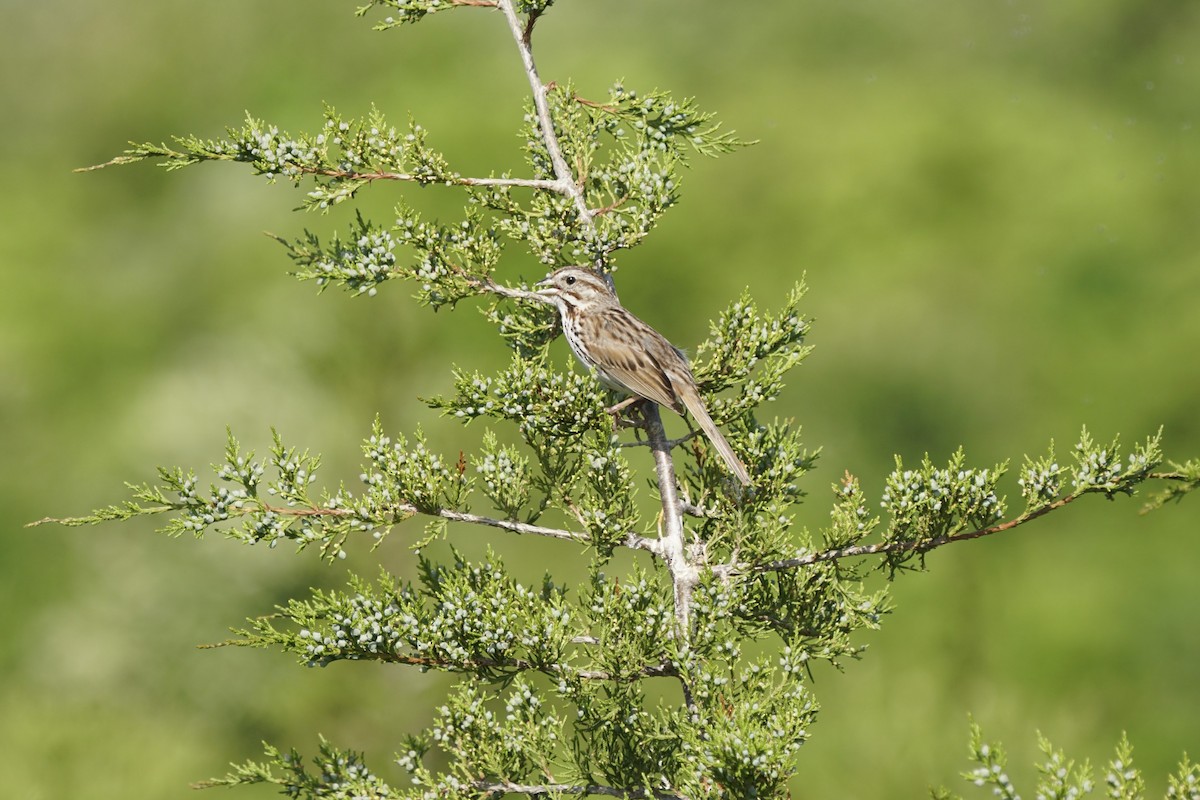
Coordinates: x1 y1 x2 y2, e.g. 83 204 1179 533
1139 462 1200 513
395 504 663 555
469 779 679 799
749 496 1079 574
498 0 593 227
371 651 680 683
34 499 659 553
728 468 1194 576
78 155 562 192
305 167 561 190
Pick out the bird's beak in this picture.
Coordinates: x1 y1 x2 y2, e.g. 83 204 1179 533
529 276 559 306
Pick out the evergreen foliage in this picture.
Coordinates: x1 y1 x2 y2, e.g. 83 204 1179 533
39 1 1200 797
932 724 1200 800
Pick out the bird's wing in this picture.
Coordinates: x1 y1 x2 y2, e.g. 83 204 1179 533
587 308 684 412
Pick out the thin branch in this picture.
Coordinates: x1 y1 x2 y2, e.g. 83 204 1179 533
703 468 1199 578
380 653 678 682
248 500 595 545
679 500 719 519
464 274 544 304
27 508 172 527
521 5 544 43
571 93 618 113
470 779 679 800
33 499 660 554
497 0 595 228
720 493 1084 577
309 167 562 190
78 158 562 192
1148 470 1197 481
590 195 629 217
267 500 660 552
219 632 679 682
422 508 650 553
430 506 593 543
677 481 724 520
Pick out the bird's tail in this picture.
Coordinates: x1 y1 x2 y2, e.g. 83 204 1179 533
679 387 752 486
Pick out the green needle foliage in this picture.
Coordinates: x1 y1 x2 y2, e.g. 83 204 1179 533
932 724 1200 800
43 2 1200 798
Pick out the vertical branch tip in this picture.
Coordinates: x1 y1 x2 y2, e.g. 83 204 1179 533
497 0 595 228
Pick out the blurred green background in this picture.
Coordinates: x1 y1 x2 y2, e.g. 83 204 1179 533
4 1 1199 797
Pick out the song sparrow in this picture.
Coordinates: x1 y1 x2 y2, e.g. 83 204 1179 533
535 266 752 485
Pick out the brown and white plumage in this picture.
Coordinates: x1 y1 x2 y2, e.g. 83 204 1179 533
535 266 752 485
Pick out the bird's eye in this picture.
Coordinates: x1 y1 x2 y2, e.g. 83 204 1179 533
565 276 576 285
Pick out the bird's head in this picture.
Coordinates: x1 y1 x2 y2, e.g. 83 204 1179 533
534 267 616 311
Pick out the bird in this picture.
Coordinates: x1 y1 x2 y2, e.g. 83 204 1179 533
535 266 752 485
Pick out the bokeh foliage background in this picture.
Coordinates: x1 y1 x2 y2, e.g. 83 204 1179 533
3 1 1198 797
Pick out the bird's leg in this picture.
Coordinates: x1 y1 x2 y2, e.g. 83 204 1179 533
629 399 654 445
605 394 643 431
606 394 641 417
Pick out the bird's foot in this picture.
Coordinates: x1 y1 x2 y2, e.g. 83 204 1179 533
605 396 644 430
